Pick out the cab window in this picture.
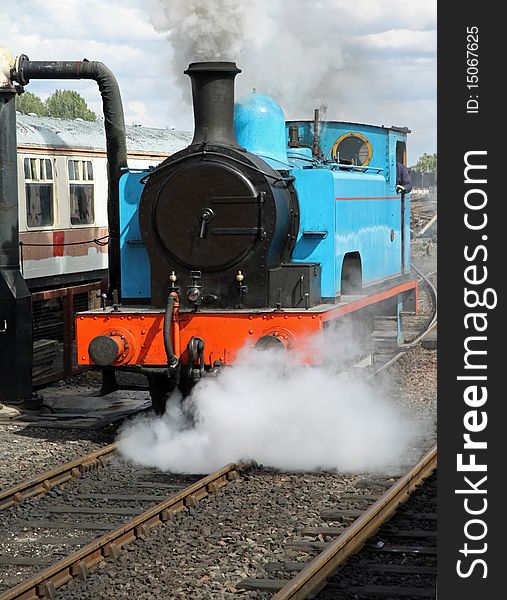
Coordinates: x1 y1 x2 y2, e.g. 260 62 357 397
332 133 372 166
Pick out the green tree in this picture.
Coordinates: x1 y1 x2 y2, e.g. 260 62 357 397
16 91 49 116
46 90 96 121
412 153 437 173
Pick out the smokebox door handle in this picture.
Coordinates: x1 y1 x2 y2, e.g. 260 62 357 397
198 208 215 239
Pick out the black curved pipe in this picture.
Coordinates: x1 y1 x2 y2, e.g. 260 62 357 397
163 294 179 370
13 56 128 296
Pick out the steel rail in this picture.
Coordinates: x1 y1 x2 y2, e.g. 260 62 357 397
0 462 239 600
0 443 118 511
369 264 437 379
272 444 437 600
401 263 437 350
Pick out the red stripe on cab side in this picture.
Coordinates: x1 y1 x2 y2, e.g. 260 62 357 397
335 196 401 201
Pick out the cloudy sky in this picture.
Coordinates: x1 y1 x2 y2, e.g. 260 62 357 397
1 0 436 163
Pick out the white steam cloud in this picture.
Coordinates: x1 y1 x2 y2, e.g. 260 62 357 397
148 0 351 119
145 0 437 158
117 340 423 474
150 0 251 63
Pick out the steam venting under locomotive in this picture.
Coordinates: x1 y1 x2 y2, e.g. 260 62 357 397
139 62 313 311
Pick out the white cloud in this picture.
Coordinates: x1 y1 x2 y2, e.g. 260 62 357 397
9 0 159 43
327 0 437 32
125 99 157 126
360 29 437 53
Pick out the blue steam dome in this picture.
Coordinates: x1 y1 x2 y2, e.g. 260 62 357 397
234 92 289 167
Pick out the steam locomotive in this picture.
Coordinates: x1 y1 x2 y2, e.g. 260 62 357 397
75 62 417 413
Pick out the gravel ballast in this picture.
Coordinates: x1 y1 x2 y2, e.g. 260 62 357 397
0 425 114 489
0 244 437 599
56 470 405 600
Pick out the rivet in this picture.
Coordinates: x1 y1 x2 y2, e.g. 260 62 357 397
140 315 145 320
79 316 84 320
141 330 146 335
93 316 97 320
82 356 86 360
270 315 275 319
284 315 288 319
249 315 253 320
249 329 254 334
141 344 146 349
127 316 132 320
120 316 124 320
262 315 267 320
298 315 302 319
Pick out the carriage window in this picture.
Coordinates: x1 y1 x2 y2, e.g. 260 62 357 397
24 157 55 228
68 159 94 225
332 133 372 166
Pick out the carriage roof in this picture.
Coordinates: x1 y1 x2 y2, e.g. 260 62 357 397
16 114 192 154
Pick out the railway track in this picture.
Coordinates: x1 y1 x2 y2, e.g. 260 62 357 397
238 445 437 599
0 446 239 599
0 414 435 600
0 268 437 599
366 265 437 379
0 442 437 600
314 469 437 599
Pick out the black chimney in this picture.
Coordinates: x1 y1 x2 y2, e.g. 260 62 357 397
184 62 241 147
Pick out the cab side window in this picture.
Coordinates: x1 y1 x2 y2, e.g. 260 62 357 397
332 133 372 166
24 158 55 228
68 159 95 225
